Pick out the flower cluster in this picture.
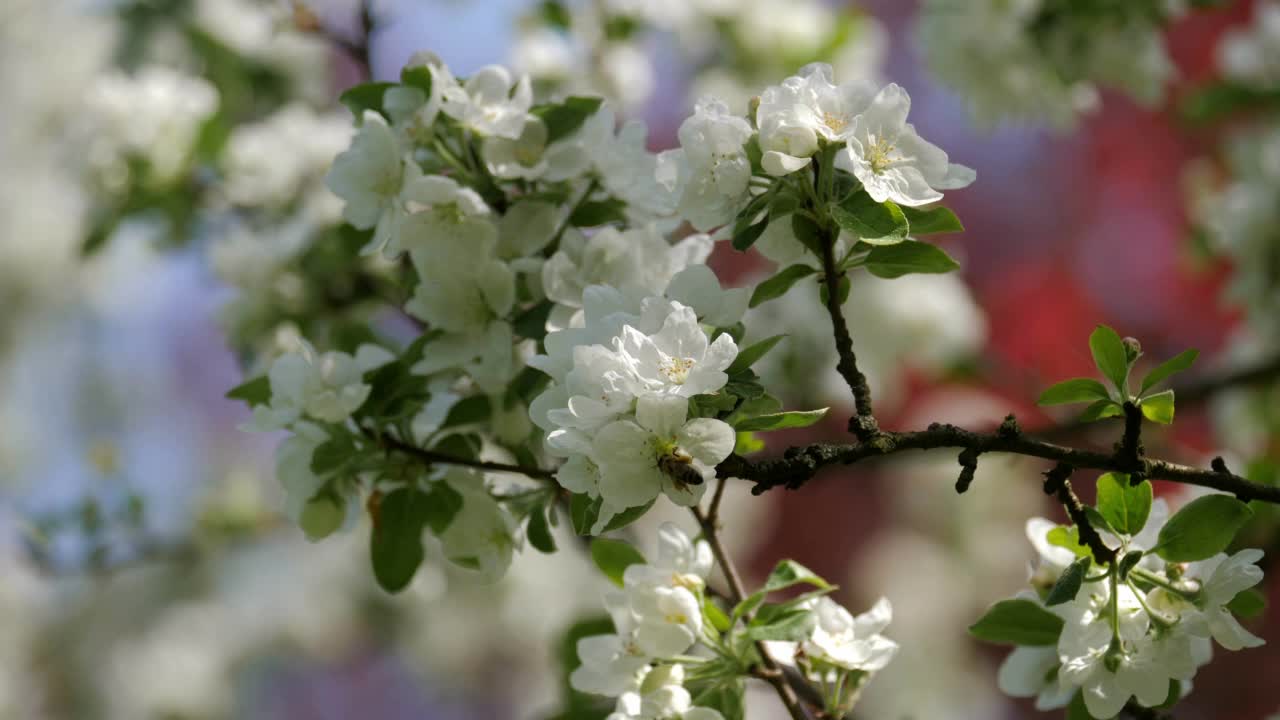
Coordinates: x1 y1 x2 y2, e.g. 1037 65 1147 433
917 0 1181 128
984 482 1266 719
574 525 898 718
530 280 743 533
1218 3 1280 89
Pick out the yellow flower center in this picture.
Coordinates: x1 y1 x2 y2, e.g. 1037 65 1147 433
659 356 696 384
867 136 897 174
822 111 848 133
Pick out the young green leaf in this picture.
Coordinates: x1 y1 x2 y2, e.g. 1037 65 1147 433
726 334 787 374
899 205 964 235
421 481 464 535
1046 556 1092 606
968 599 1065 646
1226 588 1266 619
1038 378 1111 406
1118 551 1144 580
744 603 817 642
371 488 428 593
1077 399 1125 423
761 559 832 594
790 213 824 256
226 376 271 407
531 96 604 143
1155 494 1254 562
703 597 733 633
569 492 600 536
400 65 433 95
1096 472 1153 536
692 680 746 720
1139 389 1175 425
733 408 829 432
590 538 646 587
1140 349 1198 394
828 191 909 245
1088 325 1130 394
749 264 817 308
1047 526 1091 558
338 81 396 120
864 241 960 278
732 217 768 252
569 198 627 227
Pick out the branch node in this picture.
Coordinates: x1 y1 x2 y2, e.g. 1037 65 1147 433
997 414 1021 439
955 448 981 494
1211 456 1231 475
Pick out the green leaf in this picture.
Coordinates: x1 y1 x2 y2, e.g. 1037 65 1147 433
371 488 428 593
1155 494 1254 562
226 376 271 407
400 65 433 95
749 264 817 308
1066 690 1091 720
299 494 345 541
569 198 627 227
790 213 825 256
1140 349 1198 394
1226 587 1266 619
734 431 765 455
762 559 832 594
442 395 491 428
899 205 964 235
731 217 767 252
745 603 817 642
532 96 605 143
1038 378 1112 406
538 0 572 29
1083 506 1115 537
1089 325 1130 394
527 504 557 554
692 680 745 720
338 81 396 120
310 437 354 475
513 300 554 341
1118 550 1144 580
1139 389 1175 425
817 273 850 305
1078 399 1125 423
864 240 960 278
1181 81 1280 124
968 599 1065 646
733 408 828 432
590 538 646 587
1047 526 1091 558
727 335 786 374
421 481 464 535
1046 556 1091 606
1096 472 1153 536
569 493 600 536
703 597 732 633
829 191 909 245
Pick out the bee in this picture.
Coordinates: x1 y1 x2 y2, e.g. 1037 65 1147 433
658 450 704 490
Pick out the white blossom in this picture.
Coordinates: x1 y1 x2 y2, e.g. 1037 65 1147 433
436 469 517 582
668 97 755 230
482 115 589 181
755 63 874 176
441 64 533 139
833 84 974 207
324 110 411 255
620 304 738 397
246 340 391 430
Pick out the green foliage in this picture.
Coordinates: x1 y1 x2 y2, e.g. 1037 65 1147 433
225 376 270 407
1140 349 1198 394
299 494 345 541
1088 325 1130 395
899 205 965 235
732 408 829 432
570 494 655 536
1118 551 1144 580
790 213 825 256
371 488 429 593
1226 588 1266 619
744 602 816 642
532 96 604 143
1182 82 1280 124
1077 399 1125 422
731 217 768 252
569 198 627 227
863 240 960 278
1047 526 1091 558
1046 556 1091 606
691 680 745 720
1155 494 1254 562
310 434 357 475
1096 473 1153 536
726 334 787 374
750 264 816 307
829 190 909 245
1139 389 1175 424
527 502 557 554
1038 378 1111 406
548 615 616 720
590 538 646 587
338 81 396 120
400 65 433 95
968 599 1065 646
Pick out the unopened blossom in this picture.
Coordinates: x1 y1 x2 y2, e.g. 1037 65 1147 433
756 63 874 176
441 64 533 139
834 83 975 206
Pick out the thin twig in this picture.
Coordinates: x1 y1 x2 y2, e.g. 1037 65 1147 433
373 432 558 482
692 503 811 720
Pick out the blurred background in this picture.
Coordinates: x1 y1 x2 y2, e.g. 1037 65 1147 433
1 0 1278 718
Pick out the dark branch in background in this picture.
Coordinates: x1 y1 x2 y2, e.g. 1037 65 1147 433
718 416 1280 504
291 0 374 79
